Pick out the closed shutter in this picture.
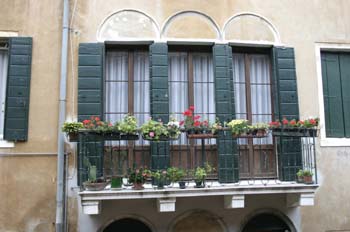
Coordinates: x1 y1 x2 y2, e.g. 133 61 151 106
4 37 33 141
78 43 104 183
214 44 239 183
272 47 302 181
149 43 170 169
321 52 350 138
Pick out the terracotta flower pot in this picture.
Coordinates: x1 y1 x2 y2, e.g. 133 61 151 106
303 175 313 184
132 182 144 190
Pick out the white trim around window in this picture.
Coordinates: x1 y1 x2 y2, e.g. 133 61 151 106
315 42 350 147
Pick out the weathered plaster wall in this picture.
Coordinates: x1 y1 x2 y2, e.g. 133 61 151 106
0 0 62 231
79 195 300 232
0 0 350 231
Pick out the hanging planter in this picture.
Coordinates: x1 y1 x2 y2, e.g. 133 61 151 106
141 118 181 141
62 121 84 142
269 118 319 137
186 129 217 139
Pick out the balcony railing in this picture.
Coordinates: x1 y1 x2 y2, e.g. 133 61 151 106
77 129 318 186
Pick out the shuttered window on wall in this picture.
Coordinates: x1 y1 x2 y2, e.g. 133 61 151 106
0 49 8 139
321 52 350 138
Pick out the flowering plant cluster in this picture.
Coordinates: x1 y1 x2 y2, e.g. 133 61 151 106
81 115 138 134
62 121 84 133
180 106 212 131
128 167 152 184
227 119 249 135
140 117 180 140
269 117 319 129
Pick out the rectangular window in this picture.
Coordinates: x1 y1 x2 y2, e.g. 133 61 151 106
104 48 150 174
168 49 217 172
232 52 276 179
0 48 8 140
321 52 350 138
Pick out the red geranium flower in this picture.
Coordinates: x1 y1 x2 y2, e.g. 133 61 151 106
189 106 195 111
194 120 201 127
194 115 201 120
282 118 289 125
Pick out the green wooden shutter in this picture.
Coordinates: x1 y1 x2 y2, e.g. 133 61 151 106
78 43 104 121
4 37 32 141
340 54 350 138
149 43 170 170
272 47 302 181
78 43 104 183
214 44 239 183
321 52 350 138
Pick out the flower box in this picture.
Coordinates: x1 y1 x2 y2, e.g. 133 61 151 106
67 132 79 142
272 128 318 137
142 134 179 141
186 129 217 139
78 130 139 141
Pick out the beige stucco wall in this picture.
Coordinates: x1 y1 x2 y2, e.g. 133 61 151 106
1 0 350 231
0 1 62 231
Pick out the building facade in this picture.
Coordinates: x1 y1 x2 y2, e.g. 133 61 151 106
1 1 350 232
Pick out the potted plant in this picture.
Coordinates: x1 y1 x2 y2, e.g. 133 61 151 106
227 119 249 137
110 175 123 190
247 123 269 137
181 106 217 139
141 118 180 141
62 121 84 142
128 167 152 190
193 166 207 188
152 170 168 189
303 170 313 184
167 167 186 189
296 169 304 183
117 115 139 140
83 165 108 191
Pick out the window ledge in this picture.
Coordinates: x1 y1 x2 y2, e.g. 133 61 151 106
0 140 15 148
320 138 350 147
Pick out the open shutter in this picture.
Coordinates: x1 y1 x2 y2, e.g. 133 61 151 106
78 43 104 183
214 44 239 183
4 37 32 141
272 47 302 181
149 43 170 170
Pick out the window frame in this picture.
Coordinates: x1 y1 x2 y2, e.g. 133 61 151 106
315 43 350 147
0 39 14 148
231 47 277 179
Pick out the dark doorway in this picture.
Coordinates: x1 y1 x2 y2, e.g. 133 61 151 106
103 218 152 232
242 213 292 232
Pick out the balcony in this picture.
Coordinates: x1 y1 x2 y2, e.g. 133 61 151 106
77 130 319 215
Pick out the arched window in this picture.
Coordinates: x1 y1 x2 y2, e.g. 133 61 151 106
103 218 152 232
242 213 292 232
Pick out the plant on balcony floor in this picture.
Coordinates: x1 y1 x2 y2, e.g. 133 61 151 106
193 166 207 188
152 170 168 189
296 169 304 183
302 170 314 184
141 118 180 141
128 167 152 190
181 106 217 139
167 167 186 189
83 164 108 191
62 121 84 142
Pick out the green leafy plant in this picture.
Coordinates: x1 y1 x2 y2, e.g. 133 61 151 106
166 117 181 138
303 170 313 177
152 170 168 181
118 115 138 134
62 121 84 133
194 167 207 182
227 119 249 135
167 167 185 183
128 167 152 184
297 169 304 177
141 119 168 140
